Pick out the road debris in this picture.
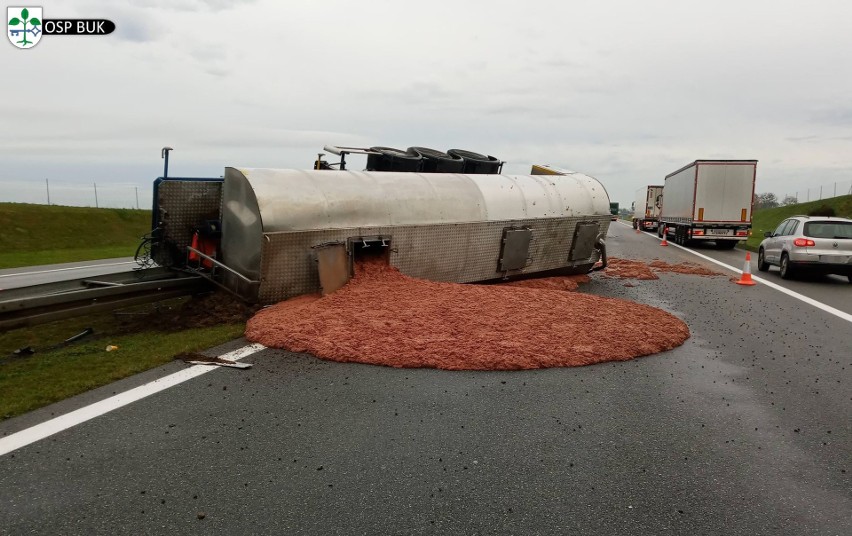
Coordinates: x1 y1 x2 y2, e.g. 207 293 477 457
176 351 253 369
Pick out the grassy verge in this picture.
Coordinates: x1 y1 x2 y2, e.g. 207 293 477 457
0 246 140 269
0 203 151 269
744 195 852 251
0 299 246 420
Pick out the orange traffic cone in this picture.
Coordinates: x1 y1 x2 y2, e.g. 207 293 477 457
659 226 669 246
735 252 757 286
188 231 200 262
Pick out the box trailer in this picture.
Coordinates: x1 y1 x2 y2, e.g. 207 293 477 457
632 185 664 231
658 160 757 248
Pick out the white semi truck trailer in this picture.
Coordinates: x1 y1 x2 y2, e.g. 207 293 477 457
658 160 757 248
632 185 664 231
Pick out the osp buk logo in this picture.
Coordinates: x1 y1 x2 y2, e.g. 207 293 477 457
7 6 41 48
7 5 115 49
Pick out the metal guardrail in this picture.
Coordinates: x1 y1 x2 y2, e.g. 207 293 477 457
0 267 209 331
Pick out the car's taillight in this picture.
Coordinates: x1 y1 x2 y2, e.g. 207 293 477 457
793 238 815 247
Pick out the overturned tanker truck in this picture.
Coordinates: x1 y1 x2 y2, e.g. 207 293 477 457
150 146 612 304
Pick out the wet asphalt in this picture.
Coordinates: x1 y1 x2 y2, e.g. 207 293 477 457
0 227 850 535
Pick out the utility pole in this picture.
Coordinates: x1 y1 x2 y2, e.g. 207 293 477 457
45 178 50 205
135 186 139 209
94 183 99 208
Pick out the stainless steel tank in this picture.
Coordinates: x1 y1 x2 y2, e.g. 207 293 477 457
219 167 611 303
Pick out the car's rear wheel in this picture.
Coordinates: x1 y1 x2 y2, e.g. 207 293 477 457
757 248 769 271
779 253 796 280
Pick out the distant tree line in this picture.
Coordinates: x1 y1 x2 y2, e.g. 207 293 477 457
754 192 798 210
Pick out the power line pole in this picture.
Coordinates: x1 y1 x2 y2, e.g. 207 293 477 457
94 183 99 208
45 178 50 205
135 186 139 209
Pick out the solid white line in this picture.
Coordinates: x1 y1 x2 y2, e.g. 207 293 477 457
615 220 852 324
0 261 135 279
0 343 266 457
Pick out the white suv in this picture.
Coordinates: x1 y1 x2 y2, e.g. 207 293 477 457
758 216 852 282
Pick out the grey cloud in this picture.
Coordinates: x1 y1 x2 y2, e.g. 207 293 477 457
134 0 260 12
195 129 369 150
114 17 158 42
204 67 229 77
786 134 852 143
190 45 228 63
86 4 160 42
810 108 852 127
786 135 822 142
354 82 462 108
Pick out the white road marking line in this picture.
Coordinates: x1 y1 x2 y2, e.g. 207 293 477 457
0 343 266 457
0 261 135 279
615 221 852 324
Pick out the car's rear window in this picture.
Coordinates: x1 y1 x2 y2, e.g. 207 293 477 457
803 221 852 239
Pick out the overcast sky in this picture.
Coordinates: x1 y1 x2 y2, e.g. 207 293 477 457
3 0 852 208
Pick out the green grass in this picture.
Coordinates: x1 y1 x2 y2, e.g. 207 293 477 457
0 302 245 420
744 195 852 250
0 203 252 420
0 203 151 268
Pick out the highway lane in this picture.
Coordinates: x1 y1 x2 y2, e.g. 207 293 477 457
0 258 136 290
0 228 849 535
621 222 852 315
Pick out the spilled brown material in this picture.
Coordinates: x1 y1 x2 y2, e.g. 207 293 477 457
600 257 723 280
599 258 658 280
246 260 690 371
648 260 722 276
499 274 591 292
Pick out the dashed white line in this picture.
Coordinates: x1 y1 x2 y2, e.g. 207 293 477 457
0 343 266 457
614 220 852 324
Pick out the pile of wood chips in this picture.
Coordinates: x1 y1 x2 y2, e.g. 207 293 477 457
245 259 690 371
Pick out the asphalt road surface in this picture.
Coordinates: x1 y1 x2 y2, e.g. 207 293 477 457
1 227 849 535
622 222 851 315
0 258 136 290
